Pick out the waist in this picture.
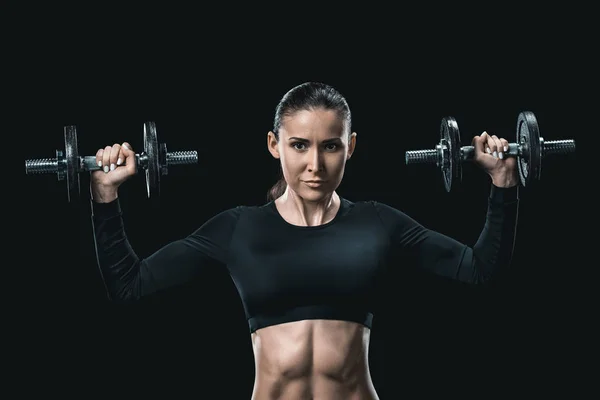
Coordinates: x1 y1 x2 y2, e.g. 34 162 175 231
248 304 374 333
252 375 379 400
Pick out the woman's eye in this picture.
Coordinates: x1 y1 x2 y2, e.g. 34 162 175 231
292 142 306 150
292 142 338 151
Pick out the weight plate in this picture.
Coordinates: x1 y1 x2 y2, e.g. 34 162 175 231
159 142 168 176
64 126 80 202
440 117 461 192
144 121 160 198
517 111 541 187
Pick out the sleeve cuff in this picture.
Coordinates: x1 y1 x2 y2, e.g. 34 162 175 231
91 198 122 218
489 184 519 203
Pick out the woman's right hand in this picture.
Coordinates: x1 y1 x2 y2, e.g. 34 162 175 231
90 142 137 202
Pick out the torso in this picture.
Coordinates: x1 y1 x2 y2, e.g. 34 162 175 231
245 195 379 399
250 320 379 400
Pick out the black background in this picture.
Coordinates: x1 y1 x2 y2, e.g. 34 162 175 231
11 6 594 398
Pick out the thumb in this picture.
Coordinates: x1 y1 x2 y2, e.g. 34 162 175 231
121 142 137 173
472 131 488 155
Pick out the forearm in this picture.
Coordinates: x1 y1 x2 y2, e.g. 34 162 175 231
458 184 519 283
91 198 146 301
91 199 194 301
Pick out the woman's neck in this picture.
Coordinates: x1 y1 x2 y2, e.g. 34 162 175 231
276 188 339 227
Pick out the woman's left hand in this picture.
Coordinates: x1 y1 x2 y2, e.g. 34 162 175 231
471 131 519 188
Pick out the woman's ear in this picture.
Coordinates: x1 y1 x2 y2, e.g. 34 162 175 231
267 131 280 159
347 132 357 160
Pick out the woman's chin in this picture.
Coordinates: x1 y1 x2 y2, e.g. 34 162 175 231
297 186 332 201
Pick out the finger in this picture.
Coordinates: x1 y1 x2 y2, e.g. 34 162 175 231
121 142 133 154
476 131 493 155
491 135 503 159
102 146 112 173
117 142 131 166
499 138 509 154
116 147 125 166
472 131 488 154
109 143 121 171
486 134 499 158
96 148 104 168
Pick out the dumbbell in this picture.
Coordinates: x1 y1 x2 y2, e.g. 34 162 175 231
404 111 576 191
24 121 198 202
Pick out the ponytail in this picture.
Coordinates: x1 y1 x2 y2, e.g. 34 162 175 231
267 176 287 202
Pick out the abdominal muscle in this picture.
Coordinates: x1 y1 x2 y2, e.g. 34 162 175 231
250 319 379 400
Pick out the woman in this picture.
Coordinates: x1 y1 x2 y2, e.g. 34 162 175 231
90 82 519 399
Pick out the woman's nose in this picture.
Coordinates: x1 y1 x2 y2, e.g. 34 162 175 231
307 149 324 172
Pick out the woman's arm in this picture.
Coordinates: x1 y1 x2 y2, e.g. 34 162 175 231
373 184 519 284
91 198 243 300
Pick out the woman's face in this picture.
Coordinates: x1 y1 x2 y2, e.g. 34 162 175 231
267 108 356 202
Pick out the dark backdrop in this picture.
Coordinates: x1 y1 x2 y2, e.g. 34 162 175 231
13 12 592 399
